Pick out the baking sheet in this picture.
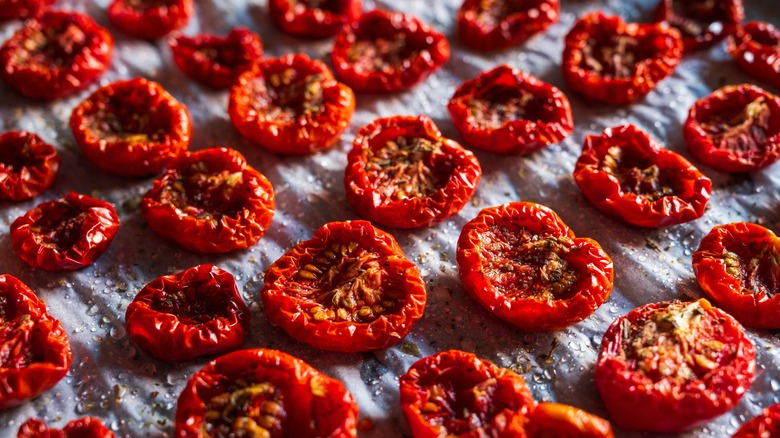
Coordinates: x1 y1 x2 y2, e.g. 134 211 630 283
1 0 779 436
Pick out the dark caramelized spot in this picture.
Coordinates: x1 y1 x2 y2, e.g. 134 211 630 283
601 146 678 201
150 281 233 324
468 86 543 129
581 34 646 79
722 242 780 300
31 203 88 250
669 0 722 38
0 312 35 370
475 0 546 27
251 70 325 122
16 21 87 68
0 138 38 171
295 0 342 13
701 97 771 154
202 381 287 438
124 0 180 10
159 161 246 220
421 375 503 433
86 94 177 144
366 136 453 200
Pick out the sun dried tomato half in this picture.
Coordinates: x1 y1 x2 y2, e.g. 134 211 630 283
0 131 59 202
447 65 573 155
655 0 743 53
728 21 780 90
175 348 358 437
0 10 113 101
70 77 192 177
733 403 780 438
331 9 450 93
595 299 755 432
684 84 780 173
692 222 780 330
126 265 250 362
562 11 683 105
573 124 712 228
11 192 120 271
456 0 559 51
170 28 263 89
269 0 362 39
261 220 426 352
400 349 535 437
457 202 613 332
229 53 355 155
0 275 72 409
344 115 481 229
526 403 614 438
0 0 53 22
141 147 274 254
17 417 115 438
108 0 193 40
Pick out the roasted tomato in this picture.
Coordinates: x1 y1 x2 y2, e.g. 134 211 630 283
456 0 559 51
70 77 192 177
728 21 780 90
175 348 358 437
170 28 263 89
655 0 743 53
10 192 120 271
229 53 355 155
692 222 780 330
447 65 573 155
108 0 194 40
573 124 712 228
126 265 250 362
733 403 780 438
562 11 683 105
261 220 426 352
344 115 481 229
526 403 614 438
0 275 72 409
0 0 53 22
595 299 755 432
399 349 535 437
331 9 450 93
457 202 613 332
141 147 275 254
0 10 113 101
0 131 59 202
17 417 115 438
268 0 362 39
684 84 780 173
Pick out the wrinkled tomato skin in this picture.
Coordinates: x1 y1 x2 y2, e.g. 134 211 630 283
562 11 683 105
0 0 53 22
126 265 250 362
0 10 113 101
728 21 780 90
693 222 780 329
456 0 559 51
457 202 613 332
526 403 614 438
17 417 115 438
108 0 194 40
656 0 744 53
229 53 355 155
400 350 535 438
684 84 780 173
331 9 450 93
573 124 712 228
345 115 481 229
595 299 755 432
447 65 573 155
10 192 120 271
261 220 426 352
269 0 362 39
70 77 192 177
0 275 73 410
733 403 780 438
0 131 59 202
141 147 275 254
170 28 263 89
175 348 358 437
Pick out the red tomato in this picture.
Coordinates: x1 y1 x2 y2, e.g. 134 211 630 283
331 9 450 93
400 349 535 437
125 265 250 362
692 222 780 329
0 275 72 409
684 84 780 173
447 65 573 155
229 53 355 155
562 11 682 105
344 115 481 229
728 21 780 90
0 0 53 22
457 202 613 332
456 0 559 51
170 28 263 89
595 299 755 432
11 192 120 271
141 147 275 254
0 10 113 101
269 0 362 39
108 0 193 40
261 220 426 352
175 348 358 437
17 417 115 438
733 403 780 438
0 131 59 202
526 403 614 438
69 77 192 177
655 0 744 53
573 124 712 228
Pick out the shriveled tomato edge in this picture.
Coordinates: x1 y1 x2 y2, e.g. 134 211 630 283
18 417 115 438
108 0 194 40
728 22 780 89
733 403 780 437
0 131 60 202
526 402 615 438
456 0 560 51
655 0 744 53
268 0 362 39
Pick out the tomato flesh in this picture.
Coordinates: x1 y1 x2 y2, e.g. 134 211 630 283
657 0 743 52
202 381 287 438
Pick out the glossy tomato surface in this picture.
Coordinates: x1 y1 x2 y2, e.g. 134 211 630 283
526 403 614 438
457 0 559 51
0 131 59 202
733 403 780 438
656 0 744 53
0 0 53 22
108 0 194 40
269 0 361 39
17 417 115 438
728 21 780 89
